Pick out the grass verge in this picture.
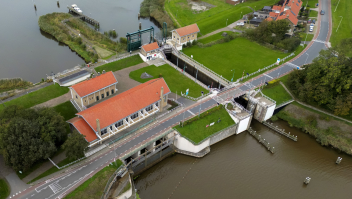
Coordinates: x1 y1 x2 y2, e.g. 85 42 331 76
175 105 235 144
0 179 10 199
330 0 352 46
64 160 123 199
309 10 318 18
260 80 292 105
129 64 208 98
301 0 319 8
183 37 289 81
53 101 77 121
0 84 69 112
198 31 238 44
95 55 144 73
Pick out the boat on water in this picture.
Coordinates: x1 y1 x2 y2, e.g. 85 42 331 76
71 4 83 13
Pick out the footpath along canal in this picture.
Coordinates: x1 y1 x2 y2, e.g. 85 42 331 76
135 120 352 199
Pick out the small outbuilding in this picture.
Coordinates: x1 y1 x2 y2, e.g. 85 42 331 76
140 42 161 61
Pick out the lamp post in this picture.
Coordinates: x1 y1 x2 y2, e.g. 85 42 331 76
304 53 309 65
231 69 235 82
226 18 228 26
336 16 343 32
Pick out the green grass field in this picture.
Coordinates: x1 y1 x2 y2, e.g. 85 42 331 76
298 33 314 41
330 0 352 46
198 31 238 44
64 160 122 199
165 0 277 35
0 84 69 112
53 101 77 121
94 55 144 73
175 106 235 144
129 64 208 98
301 0 319 8
0 179 10 199
182 37 288 81
309 10 318 18
261 81 292 105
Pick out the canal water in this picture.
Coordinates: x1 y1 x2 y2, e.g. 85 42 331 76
135 120 352 199
0 0 161 82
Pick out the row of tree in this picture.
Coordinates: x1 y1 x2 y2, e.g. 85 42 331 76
0 105 88 172
287 39 352 116
244 20 301 52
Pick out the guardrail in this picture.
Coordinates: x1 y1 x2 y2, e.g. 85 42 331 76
58 156 86 170
247 127 275 153
180 92 211 101
262 121 297 141
101 164 125 199
47 66 82 80
275 99 294 109
104 52 139 64
235 53 295 82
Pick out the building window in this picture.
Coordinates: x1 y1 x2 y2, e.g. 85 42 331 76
106 91 109 97
188 37 189 39
131 112 138 119
192 35 194 37
101 129 108 136
115 120 123 128
156 102 159 107
146 105 153 111
76 95 78 99
85 100 86 102
126 118 129 122
96 96 99 101
111 89 114 94
173 36 175 38
110 126 112 130
101 94 104 99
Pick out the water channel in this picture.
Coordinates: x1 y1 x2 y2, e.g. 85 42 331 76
135 120 352 199
0 0 161 82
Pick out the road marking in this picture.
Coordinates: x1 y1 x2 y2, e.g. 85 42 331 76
187 110 195 116
313 39 326 44
263 74 273 79
286 62 299 69
49 183 62 194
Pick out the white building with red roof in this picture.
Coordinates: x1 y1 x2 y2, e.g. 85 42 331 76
171 23 200 46
67 78 171 147
69 71 118 111
139 42 162 62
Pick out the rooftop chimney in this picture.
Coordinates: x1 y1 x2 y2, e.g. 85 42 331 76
96 119 101 136
160 86 164 112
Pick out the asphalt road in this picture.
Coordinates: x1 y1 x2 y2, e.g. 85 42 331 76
16 1 331 198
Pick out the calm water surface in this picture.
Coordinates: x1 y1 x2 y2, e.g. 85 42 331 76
135 120 352 199
0 0 161 82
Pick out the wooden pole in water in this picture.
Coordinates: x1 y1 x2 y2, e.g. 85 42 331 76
139 22 142 30
34 4 37 10
57 1 59 6
138 12 140 18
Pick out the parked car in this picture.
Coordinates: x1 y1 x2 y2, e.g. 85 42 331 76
312 19 316 24
309 26 314 32
320 10 325 15
308 19 312 23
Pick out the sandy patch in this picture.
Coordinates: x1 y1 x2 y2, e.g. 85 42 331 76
188 0 215 12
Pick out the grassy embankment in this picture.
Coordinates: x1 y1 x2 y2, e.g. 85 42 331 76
330 0 352 46
175 105 235 144
129 64 208 98
0 84 68 112
182 37 289 81
259 79 292 105
165 0 277 35
95 55 144 73
38 13 125 63
64 160 123 199
0 78 32 93
140 0 175 31
198 31 238 44
0 179 10 199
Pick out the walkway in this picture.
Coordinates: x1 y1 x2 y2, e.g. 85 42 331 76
198 19 245 39
279 82 352 124
32 92 71 108
113 62 149 93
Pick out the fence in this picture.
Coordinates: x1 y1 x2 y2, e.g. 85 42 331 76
180 91 211 101
47 65 82 80
275 99 294 109
57 156 87 170
262 121 297 141
235 53 295 82
104 52 139 64
108 118 156 146
101 164 126 199
247 127 275 153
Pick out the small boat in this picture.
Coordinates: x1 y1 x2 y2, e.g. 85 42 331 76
71 4 83 13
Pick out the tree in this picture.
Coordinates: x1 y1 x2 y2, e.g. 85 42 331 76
287 38 352 116
0 105 67 171
62 131 89 161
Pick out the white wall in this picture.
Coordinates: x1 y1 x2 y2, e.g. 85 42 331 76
139 52 163 62
237 116 250 134
174 134 210 153
228 112 240 124
264 104 276 121
60 74 90 87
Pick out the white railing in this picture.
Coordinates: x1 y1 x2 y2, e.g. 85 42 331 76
180 92 211 101
104 52 139 64
235 53 295 82
47 66 82 80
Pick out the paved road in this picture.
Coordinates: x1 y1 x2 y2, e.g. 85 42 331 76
16 0 331 198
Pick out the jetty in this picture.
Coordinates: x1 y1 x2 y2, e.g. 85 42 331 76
67 7 100 27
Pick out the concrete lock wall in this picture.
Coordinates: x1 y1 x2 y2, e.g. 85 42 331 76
146 142 155 152
209 125 238 145
264 104 276 121
174 135 210 153
237 116 250 134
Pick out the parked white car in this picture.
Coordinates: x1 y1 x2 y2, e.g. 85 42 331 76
309 26 314 32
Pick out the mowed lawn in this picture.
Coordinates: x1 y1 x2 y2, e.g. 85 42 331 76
0 84 69 112
183 37 289 81
330 0 352 46
0 179 10 199
94 55 144 73
64 160 122 199
261 82 292 105
129 64 208 98
175 106 235 144
198 31 238 44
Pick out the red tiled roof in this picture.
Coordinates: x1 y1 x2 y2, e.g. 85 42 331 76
269 12 279 18
266 18 273 22
275 0 301 26
174 24 200 37
142 42 159 52
276 12 299 25
272 5 282 11
70 71 117 97
77 78 171 131
67 117 98 142
288 0 302 16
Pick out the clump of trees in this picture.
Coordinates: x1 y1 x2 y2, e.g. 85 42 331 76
287 38 352 116
62 131 89 160
0 105 67 172
244 20 301 52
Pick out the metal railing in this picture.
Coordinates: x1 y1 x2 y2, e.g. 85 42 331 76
101 164 126 199
247 127 275 153
180 92 211 101
235 53 295 82
47 66 82 80
58 156 86 170
262 121 297 141
104 52 139 64
275 99 294 109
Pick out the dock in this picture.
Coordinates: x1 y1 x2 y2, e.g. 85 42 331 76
67 7 100 27
247 127 275 153
262 121 297 141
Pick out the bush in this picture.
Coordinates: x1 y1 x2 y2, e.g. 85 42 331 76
76 37 82 45
159 73 163 78
81 43 86 49
276 37 301 52
271 115 278 121
119 37 127 44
